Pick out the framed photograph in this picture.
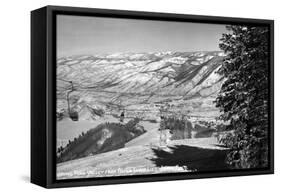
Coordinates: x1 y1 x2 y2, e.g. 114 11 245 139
31 5 274 188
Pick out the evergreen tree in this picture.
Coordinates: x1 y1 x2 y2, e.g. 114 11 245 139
215 25 269 168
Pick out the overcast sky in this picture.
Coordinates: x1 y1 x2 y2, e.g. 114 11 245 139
57 15 227 58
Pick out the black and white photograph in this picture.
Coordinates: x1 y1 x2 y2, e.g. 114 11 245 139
55 14 270 180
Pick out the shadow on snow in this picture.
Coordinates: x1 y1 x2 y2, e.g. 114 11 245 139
149 145 230 172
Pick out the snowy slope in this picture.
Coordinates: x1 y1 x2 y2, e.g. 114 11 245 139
57 137 228 179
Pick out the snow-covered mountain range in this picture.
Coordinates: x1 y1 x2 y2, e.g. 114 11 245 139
56 51 225 120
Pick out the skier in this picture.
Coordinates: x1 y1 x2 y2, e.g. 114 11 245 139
120 111 125 123
159 115 167 145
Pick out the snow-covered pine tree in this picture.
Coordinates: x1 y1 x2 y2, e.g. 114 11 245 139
215 25 269 168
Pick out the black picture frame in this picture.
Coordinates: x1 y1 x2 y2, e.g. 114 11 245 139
31 5 274 188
